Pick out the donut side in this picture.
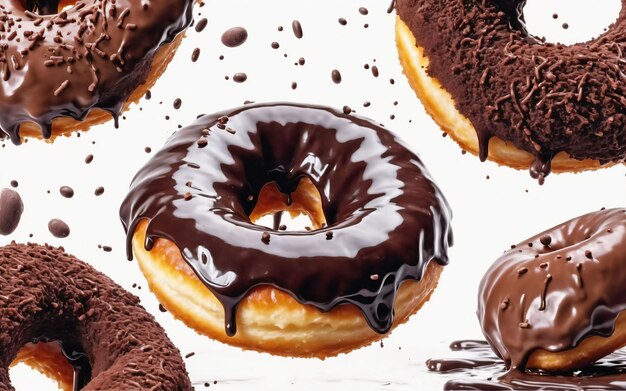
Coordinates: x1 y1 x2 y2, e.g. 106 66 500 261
132 220 444 358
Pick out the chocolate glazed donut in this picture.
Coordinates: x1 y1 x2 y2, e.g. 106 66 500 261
120 103 453 338
0 0 193 143
396 0 626 180
0 242 191 390
478 208 626 371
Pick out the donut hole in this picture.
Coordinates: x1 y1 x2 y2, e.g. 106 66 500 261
10 340 90 391
10 363 60 390
22 0 77 15
249 177 327 231
522 0 620 44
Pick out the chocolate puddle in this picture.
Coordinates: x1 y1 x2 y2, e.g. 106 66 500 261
428 340 626 390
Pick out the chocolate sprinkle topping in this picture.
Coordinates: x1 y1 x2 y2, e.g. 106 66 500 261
397 0 626 178
0 243 191 389
0 0 194 144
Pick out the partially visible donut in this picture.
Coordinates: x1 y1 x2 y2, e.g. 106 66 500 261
396 1 626 181
478 208 626 371
120 103 453 357
0 242 191 390
0 0 194 144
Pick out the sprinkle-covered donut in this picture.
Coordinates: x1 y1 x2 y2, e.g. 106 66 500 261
478 208 626 371
0 0 194 144
120 103 453 357
396 0 626 181
0 242 191 390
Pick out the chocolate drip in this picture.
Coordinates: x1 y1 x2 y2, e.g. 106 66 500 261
428 339 626 390
120 103 453 336
478 208 626 369
396 0 626 179
0 0 194 143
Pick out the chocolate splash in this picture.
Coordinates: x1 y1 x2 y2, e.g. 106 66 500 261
428 339 626 390
0 0 194 143
396 0 626 179
478 208 626 369
120 103 453 336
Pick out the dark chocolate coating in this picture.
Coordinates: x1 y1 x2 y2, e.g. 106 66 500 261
396 0 626 179
0 0 194 144
120 103 453 336
0 242 191 390
478 208 626 369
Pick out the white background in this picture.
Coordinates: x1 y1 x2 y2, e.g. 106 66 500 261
2 0 625 389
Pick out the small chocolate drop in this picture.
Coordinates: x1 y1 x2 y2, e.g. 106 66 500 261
292 20 303 39
331 69 342 84
59 186 74 198
221 27 248 48
0 188 24 235
48 219 70 238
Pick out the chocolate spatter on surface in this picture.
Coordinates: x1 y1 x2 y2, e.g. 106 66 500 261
292 20 303 39
94 186 104 196
48 218 70 238
396 0 626 179
359 7 369 15
120 103 453 336
0 188 24 235
331 69 342 84
429 339 626 390
59 186 74 198
0 0 194 144
478 208 626 369
221 27 248 48
0 243 191 390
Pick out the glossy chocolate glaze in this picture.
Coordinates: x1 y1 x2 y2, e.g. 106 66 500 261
120 103 453 336
396 0 626 179
478 208 626 369
0 0 194 143
429 339 626 390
